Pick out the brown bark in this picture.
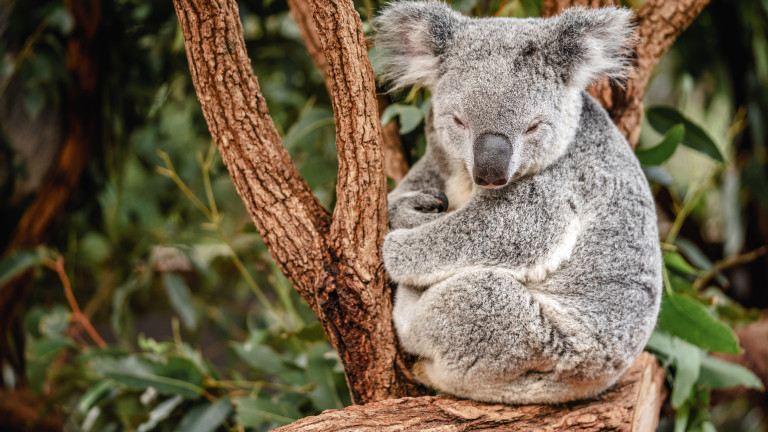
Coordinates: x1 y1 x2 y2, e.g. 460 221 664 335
172 0 420 403
542 0 711 148
287 0 409 184
0 0 100 387
274 353 666 432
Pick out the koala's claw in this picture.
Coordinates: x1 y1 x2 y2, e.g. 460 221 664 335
415 191 449 213
388 189 450 230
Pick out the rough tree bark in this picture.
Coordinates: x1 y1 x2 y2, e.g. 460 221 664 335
172 0 421 403
287 0 410 183
172 0 715 429
274 353 666 432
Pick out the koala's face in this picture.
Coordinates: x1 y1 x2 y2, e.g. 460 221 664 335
375 3 634 187
430 42 583 186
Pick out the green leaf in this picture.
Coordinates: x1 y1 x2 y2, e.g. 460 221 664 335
78 381 115 413
231 339 287 375
306 343 343 411
636 124 685 165
163 273 198 331
0 248 54 288
663 252 701 277
92 356 204 399
675 239 728 287
669 338 701 408
381 103 424 134
657 290 740 354
698 355 763 390
137 395 184 432
235 395 299 427
174 399 232 432
646 106 724 162
30 337 75 358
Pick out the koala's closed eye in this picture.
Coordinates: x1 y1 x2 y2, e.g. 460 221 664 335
453 115 467 130
525 120 548 135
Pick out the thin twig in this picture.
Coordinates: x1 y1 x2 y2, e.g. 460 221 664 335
693 245 768 291
44 256 107 348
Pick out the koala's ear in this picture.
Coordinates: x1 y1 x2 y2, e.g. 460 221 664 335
374 1 463 91
553 7 636 88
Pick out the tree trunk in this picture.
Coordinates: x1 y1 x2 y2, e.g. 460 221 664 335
172 0 421 403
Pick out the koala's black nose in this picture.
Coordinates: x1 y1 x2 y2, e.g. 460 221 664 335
473 133 511 187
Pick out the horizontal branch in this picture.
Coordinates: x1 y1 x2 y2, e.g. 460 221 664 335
274 352 666 431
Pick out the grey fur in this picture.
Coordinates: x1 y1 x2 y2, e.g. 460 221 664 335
376 2 661 404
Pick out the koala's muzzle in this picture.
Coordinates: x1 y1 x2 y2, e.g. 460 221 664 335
473 133 511 187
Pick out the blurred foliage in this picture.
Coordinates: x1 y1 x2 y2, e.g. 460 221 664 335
0 0 766 431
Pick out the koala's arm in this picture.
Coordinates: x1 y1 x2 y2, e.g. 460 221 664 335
383 184 580 287
388 109 453 230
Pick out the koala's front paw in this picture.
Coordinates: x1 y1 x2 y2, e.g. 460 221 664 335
388 189 449 230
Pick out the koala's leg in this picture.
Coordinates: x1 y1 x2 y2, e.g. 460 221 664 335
397 268 613 404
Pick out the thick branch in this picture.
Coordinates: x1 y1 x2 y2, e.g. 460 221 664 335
275 352 666 432
173 0 330 303
305 0 421 403
287 0 409 183
174 0 420 403
542 0 711 147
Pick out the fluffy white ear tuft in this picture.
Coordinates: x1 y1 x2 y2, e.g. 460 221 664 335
374 1 463 91
555 7 636 89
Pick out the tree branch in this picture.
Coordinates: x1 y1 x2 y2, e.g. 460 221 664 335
305 0 421 403
542 0 711 147
274 353 666 432
287 0 409 183
173 0 421 403
173 0 330 302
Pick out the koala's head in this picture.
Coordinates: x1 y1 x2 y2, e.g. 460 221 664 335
375 2 634 187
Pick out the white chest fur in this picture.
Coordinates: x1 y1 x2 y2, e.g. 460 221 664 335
445 169 474 211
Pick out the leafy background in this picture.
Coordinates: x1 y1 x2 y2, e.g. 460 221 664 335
0 0 766 431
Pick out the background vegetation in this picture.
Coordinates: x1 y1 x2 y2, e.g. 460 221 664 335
0 0 766 431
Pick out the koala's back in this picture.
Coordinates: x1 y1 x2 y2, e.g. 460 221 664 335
527 93 662 378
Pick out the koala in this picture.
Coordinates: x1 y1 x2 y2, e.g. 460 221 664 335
375 2 662 404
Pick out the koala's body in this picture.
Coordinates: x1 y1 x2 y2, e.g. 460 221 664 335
376 2 662 404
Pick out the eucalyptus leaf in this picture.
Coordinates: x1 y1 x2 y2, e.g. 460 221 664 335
174 399 232 432
646 106 724 162
381 103 424 134
657 290 740 354
231 340 287 375
137 395 183 432
306 343 343 411
235 395 299 427
636 124 685 165
92 356 204 399
698 354 763 390
163 273 198 331
0 248 55 288
669 338 701 408
78 381 115 413
663 252 701 277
